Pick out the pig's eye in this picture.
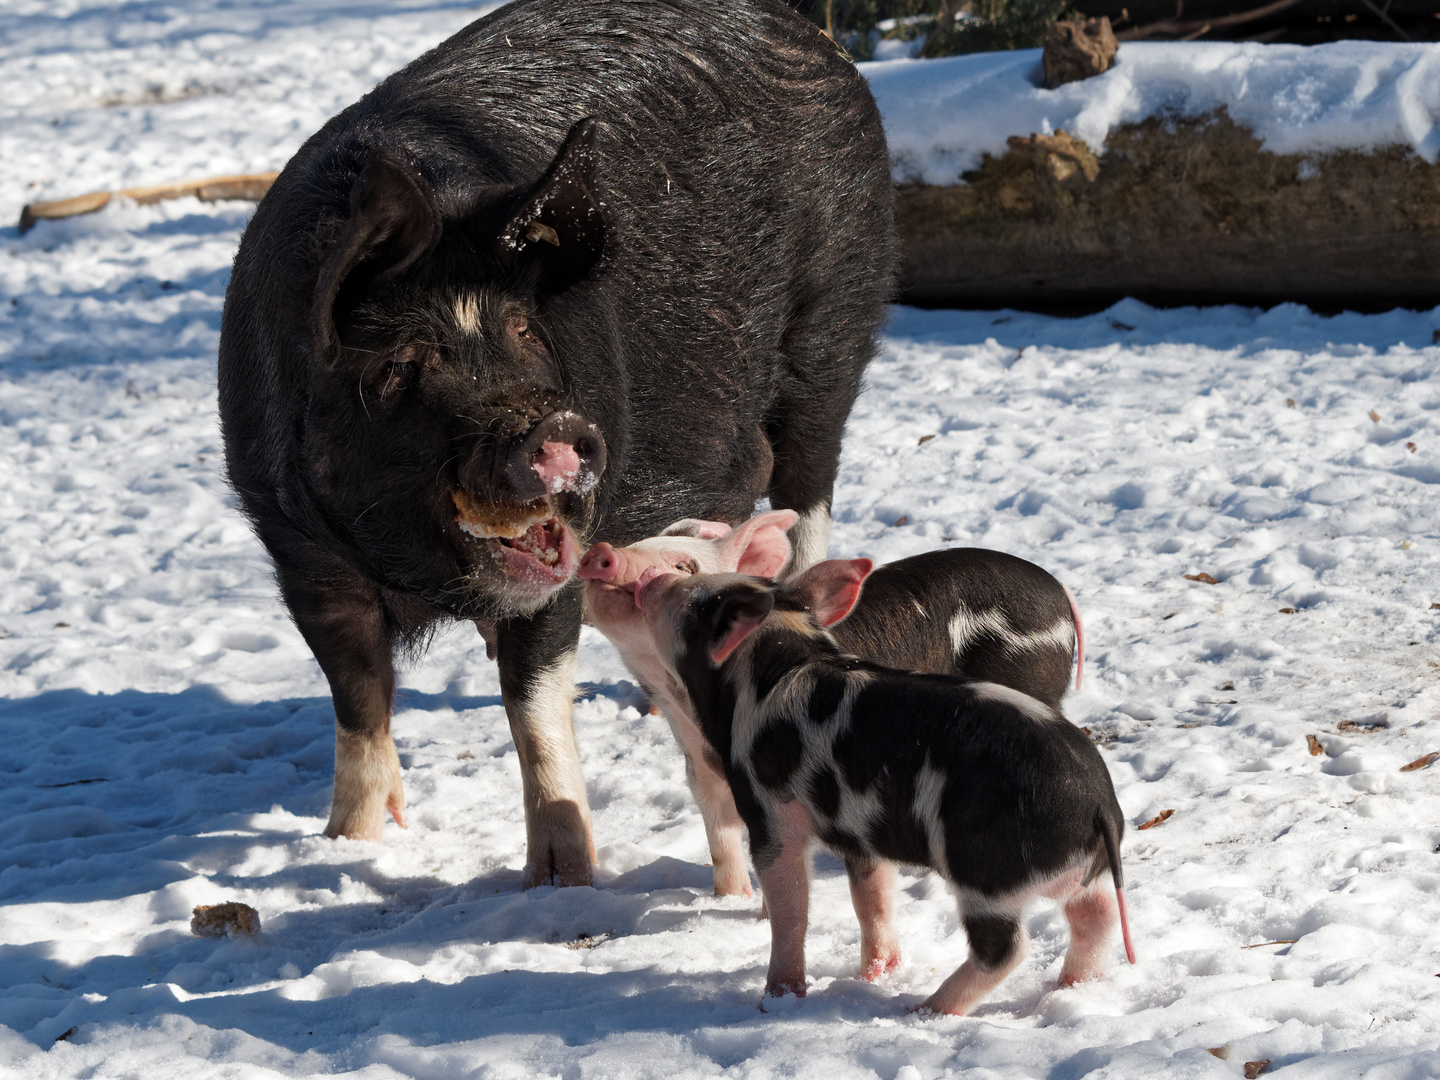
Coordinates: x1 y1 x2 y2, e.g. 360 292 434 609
675 559 699 575
362 348 419 401
375 359 414 399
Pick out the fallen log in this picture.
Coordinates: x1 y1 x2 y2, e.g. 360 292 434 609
17 171 278 234
895 110 1440 309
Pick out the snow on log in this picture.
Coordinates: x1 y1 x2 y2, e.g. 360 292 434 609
865 41 1440 307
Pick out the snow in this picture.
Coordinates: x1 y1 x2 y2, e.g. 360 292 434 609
865 40 1440 184
4 4 1440 1077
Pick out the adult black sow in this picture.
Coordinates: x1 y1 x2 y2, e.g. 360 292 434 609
217 0 895 885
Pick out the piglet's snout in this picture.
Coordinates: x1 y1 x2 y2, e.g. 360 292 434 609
579 542 620 583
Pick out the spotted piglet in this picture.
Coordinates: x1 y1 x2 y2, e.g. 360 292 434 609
581 514 1084 981
632 561 1134 1014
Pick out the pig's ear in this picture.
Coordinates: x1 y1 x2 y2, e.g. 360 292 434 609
722 510 800 578
498 117 606 293
662 519 733 540
787 558 873 627
709 588 776 666
313 153 441 355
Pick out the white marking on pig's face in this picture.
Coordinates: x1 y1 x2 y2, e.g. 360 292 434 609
452 293 483 335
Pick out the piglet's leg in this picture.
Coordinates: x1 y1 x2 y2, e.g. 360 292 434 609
665 710 752 896
846 856 901 980
756 800 813 999
922 910 1027 1017
1057 881 1119 987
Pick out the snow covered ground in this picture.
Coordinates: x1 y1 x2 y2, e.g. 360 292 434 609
3 4 1440 1078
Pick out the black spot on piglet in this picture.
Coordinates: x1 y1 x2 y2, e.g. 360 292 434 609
808 766 841 818
808 672 846 725
752 720 802 790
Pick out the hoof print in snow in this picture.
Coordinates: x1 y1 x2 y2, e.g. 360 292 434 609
1184 572 1219 585
1137 809 1174 830
191 902 261 937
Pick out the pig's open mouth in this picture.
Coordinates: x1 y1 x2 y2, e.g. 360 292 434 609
504 516 568 568
452 490 578 585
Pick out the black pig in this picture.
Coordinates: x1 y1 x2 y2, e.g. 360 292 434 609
217 0 894 885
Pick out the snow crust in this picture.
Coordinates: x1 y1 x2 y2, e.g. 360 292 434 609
865 41 1440 184
4 3 1440 1077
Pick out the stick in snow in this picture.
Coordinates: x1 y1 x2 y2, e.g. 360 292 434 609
18 172 278 234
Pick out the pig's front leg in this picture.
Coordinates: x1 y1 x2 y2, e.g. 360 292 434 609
845 856 901 980
755 799 814 999
666 711 752 897
496 586 595 888
276 556 405 841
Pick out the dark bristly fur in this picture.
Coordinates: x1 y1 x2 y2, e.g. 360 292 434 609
217 0 894 877
833 548 1078 707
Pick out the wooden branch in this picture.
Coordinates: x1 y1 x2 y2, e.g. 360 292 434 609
1116 0 1305 41
18 171 278 234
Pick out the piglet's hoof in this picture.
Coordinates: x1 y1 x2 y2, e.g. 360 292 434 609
862 951 902 982
762 979 806 1001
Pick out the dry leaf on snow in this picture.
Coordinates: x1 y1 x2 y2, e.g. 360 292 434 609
1138 809 1175 830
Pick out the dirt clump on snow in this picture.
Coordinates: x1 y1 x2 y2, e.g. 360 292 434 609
897 109 1440 308
191 902 261 937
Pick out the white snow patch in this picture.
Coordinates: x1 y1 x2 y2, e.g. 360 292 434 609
865 40 1440 183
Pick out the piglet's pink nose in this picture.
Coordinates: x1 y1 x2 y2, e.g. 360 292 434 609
578 542 617 582
533 440 583 493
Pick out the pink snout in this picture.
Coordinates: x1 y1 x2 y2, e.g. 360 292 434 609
533 440 583 493
579 541 621 583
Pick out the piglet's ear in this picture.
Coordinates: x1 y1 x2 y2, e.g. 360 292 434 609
498 117 606 293
788 558 873 627
662 518 732 540
709 589 775 666
723 509 800 578
314 153 440 357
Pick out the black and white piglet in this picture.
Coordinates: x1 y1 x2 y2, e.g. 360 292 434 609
632 560 1135 1015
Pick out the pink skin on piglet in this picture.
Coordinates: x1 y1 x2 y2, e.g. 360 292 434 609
582 516 903 985
579 511 797 900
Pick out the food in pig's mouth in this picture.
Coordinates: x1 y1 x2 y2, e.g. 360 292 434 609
452 490 573 573
452 489 552 540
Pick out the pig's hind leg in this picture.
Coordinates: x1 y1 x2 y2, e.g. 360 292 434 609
846 856 901 980
765 323 873 578
920 906 1028 1017
1057 879 1120 987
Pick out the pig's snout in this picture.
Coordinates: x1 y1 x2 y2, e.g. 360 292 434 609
505 411 606 498
579 542 620 582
